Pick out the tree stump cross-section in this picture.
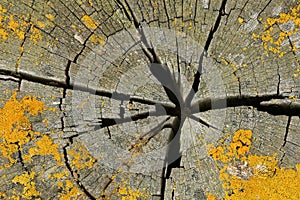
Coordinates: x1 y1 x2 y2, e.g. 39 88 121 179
0 0 299 199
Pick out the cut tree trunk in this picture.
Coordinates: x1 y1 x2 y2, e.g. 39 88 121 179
0 0 299 199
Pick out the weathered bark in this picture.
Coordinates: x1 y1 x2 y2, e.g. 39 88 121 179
0 0 299 199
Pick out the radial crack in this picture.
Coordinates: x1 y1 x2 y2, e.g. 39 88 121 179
62 143 97 200
190 94 300 116
282 116 292 148
115 0 183 107
185 0 228 106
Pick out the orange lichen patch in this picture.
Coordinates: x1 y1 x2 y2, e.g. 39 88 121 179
12 172 40 199
206 193 216 200
0 92 46 169
118 187 141 200
88 0 94 6
58 180 83 200
6 15 28 40
0 192 7 198
237 17 244 24
0 4 51 44
0 5 7 14
36 21 46 28
253 1 300 57
247 154 278 178
81 15 98 30
293 68 300 78
208 129 252 163
118 186 149 200
0 92 75 199
90 33 105 45
67 141 96 170
0 28 8 39
48 170 69 180
29 24 43 44
45 14 55 22
222 163 300 199
207 129 300 200
23 135 62 163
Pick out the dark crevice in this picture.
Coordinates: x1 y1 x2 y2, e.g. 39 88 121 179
189 114 221 131
287 35 300 66
162 0 171 29
59 97 65 137
238 0 249 17
62 134 79 143
185 0 227 106
115 0 183 107
16 142 28 171
193 0 199 25
15 13 32 72
0 68 68 88
160 116 182 200
0 77 19 82
0 68 174 110
100 178 113 198
282 116 291 148
65 60 72 95
237 75 242 96
224 5 236 26
63 30 93 98
279 116 292 166
191 94 300 116
93 110 173 131
276 63 281 95
17 78 22 91
62 143 97 200
256 0 272 23
138 117 171 139
160 167 167 199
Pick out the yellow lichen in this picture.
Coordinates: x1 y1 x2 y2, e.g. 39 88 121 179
88 0 93 6
81 15 98 30
0 92 69 199
0 92 45 169
208 129 252 163
12 172 40 199
238 17 244 24
36 21 46 28
206 193 216 200
67 141 96 170
0 5 7 14
58 180 83 200
90 33 105 45
45 14 55 21
48 170 69 180
293 68 300 78
0 4 51 44
253 1 300 57
118 186 148 200
0 192 7 198
207 129 300 200
0 28 8 39
24 135 62 163
29 25 43 44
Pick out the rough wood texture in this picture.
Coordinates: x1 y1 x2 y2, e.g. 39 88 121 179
0 0 299 199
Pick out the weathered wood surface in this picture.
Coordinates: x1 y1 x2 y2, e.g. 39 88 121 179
0 0 299 199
